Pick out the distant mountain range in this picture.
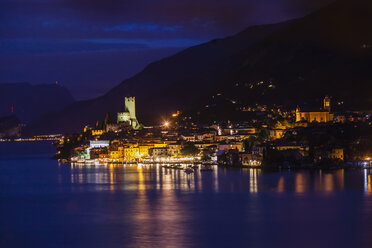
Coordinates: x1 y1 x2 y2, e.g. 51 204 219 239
0 115 21 139
28 0 372 134
0 83 74 123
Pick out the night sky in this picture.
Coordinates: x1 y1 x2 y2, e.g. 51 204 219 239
0 0 333 100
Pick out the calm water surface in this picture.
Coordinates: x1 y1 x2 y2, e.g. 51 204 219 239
1 142 372 248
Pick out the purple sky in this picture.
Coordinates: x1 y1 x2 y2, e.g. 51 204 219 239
0 0 333 100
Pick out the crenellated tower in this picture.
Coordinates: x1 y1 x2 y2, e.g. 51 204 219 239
125 97 136 120
117 97 141 129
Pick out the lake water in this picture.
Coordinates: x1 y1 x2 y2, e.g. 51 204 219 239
1 142 372 248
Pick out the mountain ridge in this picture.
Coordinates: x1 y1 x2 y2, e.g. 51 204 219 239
0 82 75 124
28 0 372 134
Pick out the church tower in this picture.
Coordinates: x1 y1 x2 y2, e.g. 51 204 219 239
323 96 331 112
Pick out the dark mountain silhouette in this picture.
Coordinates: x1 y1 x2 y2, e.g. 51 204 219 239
0 115 21 139
28 0 372 134
0 83 74 123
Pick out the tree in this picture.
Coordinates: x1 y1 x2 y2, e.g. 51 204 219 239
73 149 88 159
95 120 103 130
201 145 217 161
104 112 112 128
257 128 270 143
243 136 258 152
181 142 200 156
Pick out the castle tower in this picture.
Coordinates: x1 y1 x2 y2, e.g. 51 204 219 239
323 96 331 112
125 97 136 119
117 97 141 129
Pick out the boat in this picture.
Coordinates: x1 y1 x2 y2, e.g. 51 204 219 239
184 167 194 173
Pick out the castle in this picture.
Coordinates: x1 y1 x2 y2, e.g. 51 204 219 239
117 97 141 130
296 96 334 123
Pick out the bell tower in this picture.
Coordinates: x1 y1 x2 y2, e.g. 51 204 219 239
323 96 331 112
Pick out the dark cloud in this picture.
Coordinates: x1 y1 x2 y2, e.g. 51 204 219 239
1 0 334 39
0 0 334 99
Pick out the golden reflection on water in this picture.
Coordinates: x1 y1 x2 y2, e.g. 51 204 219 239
154 178 188 247
324 174 334 192
68 164 372 195
364 170 372 195
249 169 260 193
295 173 308 193
109 165 115 192
277 176 285 193
68 163 223 194
137 165 145 191
314 169 344 194
214 167 219 192
338 169 345 191
128 164 190 247
65 163 372 246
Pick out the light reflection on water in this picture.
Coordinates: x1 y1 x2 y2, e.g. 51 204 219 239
67 164 372 196
2 152 372 247
65 164 372 245
365 169 372 194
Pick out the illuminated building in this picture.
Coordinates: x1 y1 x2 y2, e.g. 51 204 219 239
222 127 256 135
328 148 344 161
194 143 216 153
109 149 122 161
90 147 108 159
272 119 307 131
90 140 110 148
152 143 167 148
240 153 252 165
324 96 331 112
296 96 334 123
215 135 230 142
74 140 110 160
92 129 105 136
273 144 309 157
296 109 333 123
99 153 108 159
181 135 196 142
117 97 141 130
167 143 182 157
269 129 285 140
123 145 140 161
149 147 168 157
139 145 152 157
218 142 243 153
